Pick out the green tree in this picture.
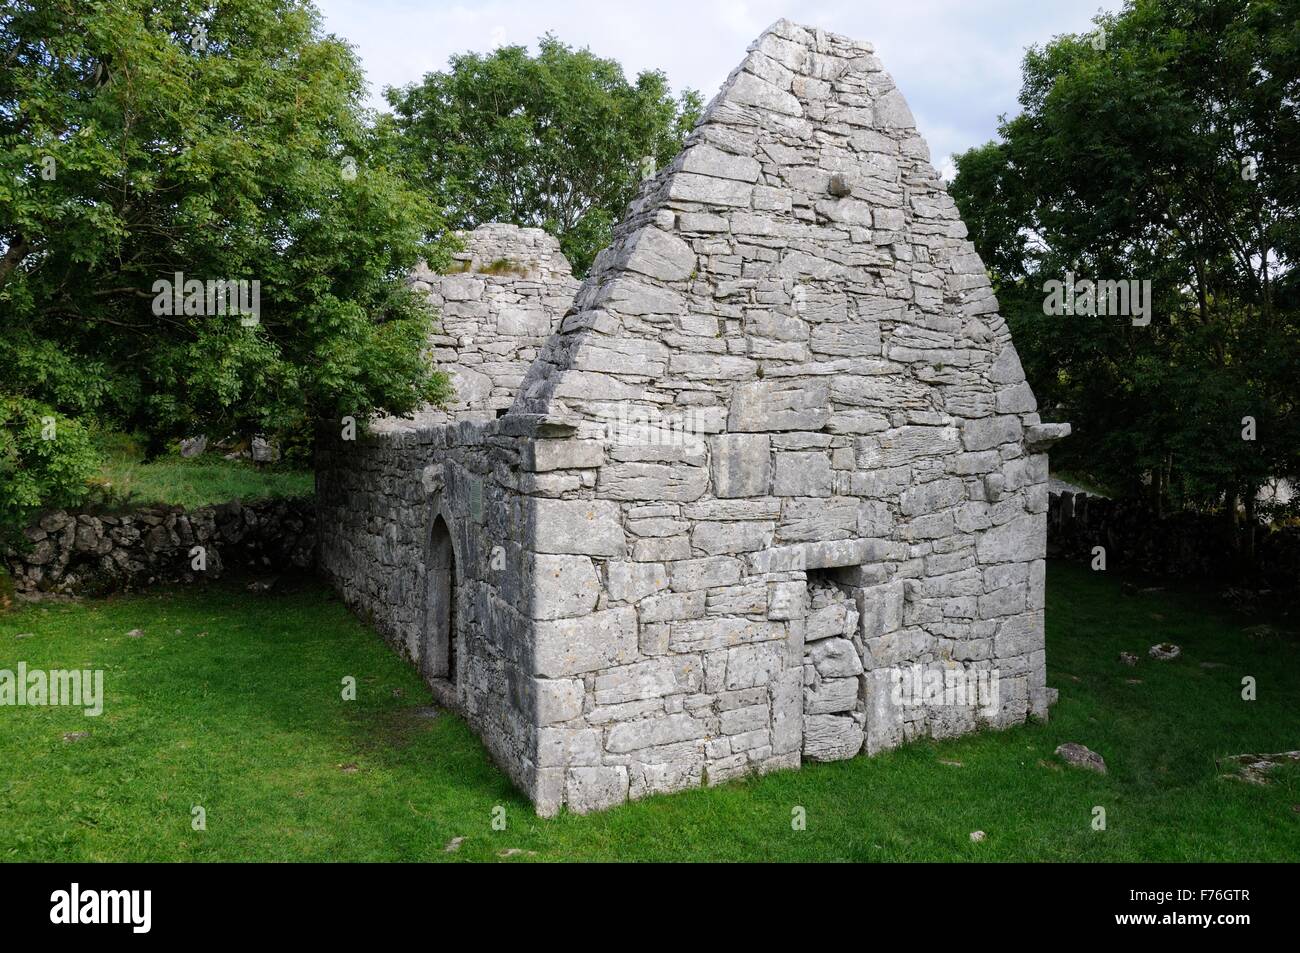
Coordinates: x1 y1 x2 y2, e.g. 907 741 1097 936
387 34 702 275
951 0 1299 526
0 0 450 529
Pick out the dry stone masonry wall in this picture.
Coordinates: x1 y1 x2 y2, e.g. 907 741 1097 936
408 224 580 422
6 499 315 596
317 20 1068 816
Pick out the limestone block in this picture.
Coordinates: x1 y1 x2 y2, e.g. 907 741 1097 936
1025 422 1072 451
534 607 638 676
720 703 770 735
620 227 696 282
607 561 669 603
596 277 686 316
496 307 551 337
804 676 860 715
534 677 585 725
669 556 743 591
993 610 1044 658
680 144 762 182
606 713 710 753
529 499 625 557
448 366 493 407
773 451 833 497
776 496 857 540
803 714 863 761
727 71 803 116
767 581 805 620
857 426 960 468
899 478 965 516
771 668 804 755
725 642 785 689
691 520 774 555
809 320 881 356
594 657 702 705
628 757 703 800
729 380 831 432
961 415 1023 452
521 439 605 472
810 638 864 678
862 669 904 755
710 433 771 498
634 537 692 561
599 462 708 502
566 766 629 814
666 172 753 207
990 345 1026 385
531 554 600 620
976 514 1045 564
638 590 707 622
536 727 602 768
571 340 669 377
996 382 1037 414
708 582 768 615
805 601 857 641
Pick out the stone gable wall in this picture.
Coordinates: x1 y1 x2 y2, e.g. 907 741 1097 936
505 19 1065 812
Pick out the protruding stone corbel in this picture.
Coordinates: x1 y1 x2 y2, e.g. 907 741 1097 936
1025 422 1072 452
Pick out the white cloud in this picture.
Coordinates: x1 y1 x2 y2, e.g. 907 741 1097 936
315 0 1124 159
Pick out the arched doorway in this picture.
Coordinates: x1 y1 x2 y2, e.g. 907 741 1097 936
423 514 457 685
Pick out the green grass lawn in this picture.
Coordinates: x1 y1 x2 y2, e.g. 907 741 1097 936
92 434 313 509
1 562 1297 862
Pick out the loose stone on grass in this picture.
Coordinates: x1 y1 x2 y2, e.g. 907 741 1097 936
1055 742 1107 773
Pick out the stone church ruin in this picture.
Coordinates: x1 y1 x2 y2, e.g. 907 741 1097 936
317 19 1068 814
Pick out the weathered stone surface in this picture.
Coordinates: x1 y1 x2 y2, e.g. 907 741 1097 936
534 678 585 724
529 499 625 556
711 434 771 498
773 452 833 497
810 638 864 678
803 714 864 761
599 462 708 502
522 439 605 472
531 554 600 620
606 713 710 753
669 556 742 591
976 514 1046 563
534 608 638 677
607 561 668 603
961 416 1023 452
681 144 762 182
804 677 859 714
729 380 831 432
594 657 701 705
566 766 630 813
619 227 696 282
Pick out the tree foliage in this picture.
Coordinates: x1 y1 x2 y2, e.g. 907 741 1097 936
387 34 702 275
951 0 1300 517
0 0 450 529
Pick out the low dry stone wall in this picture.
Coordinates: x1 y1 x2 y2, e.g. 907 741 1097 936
5 498 316 596
1048 491 1300 592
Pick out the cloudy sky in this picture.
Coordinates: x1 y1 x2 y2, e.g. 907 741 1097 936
314 0 1124 177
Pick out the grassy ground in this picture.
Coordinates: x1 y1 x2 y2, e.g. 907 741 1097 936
91 434 313 509
1 562 1297 862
